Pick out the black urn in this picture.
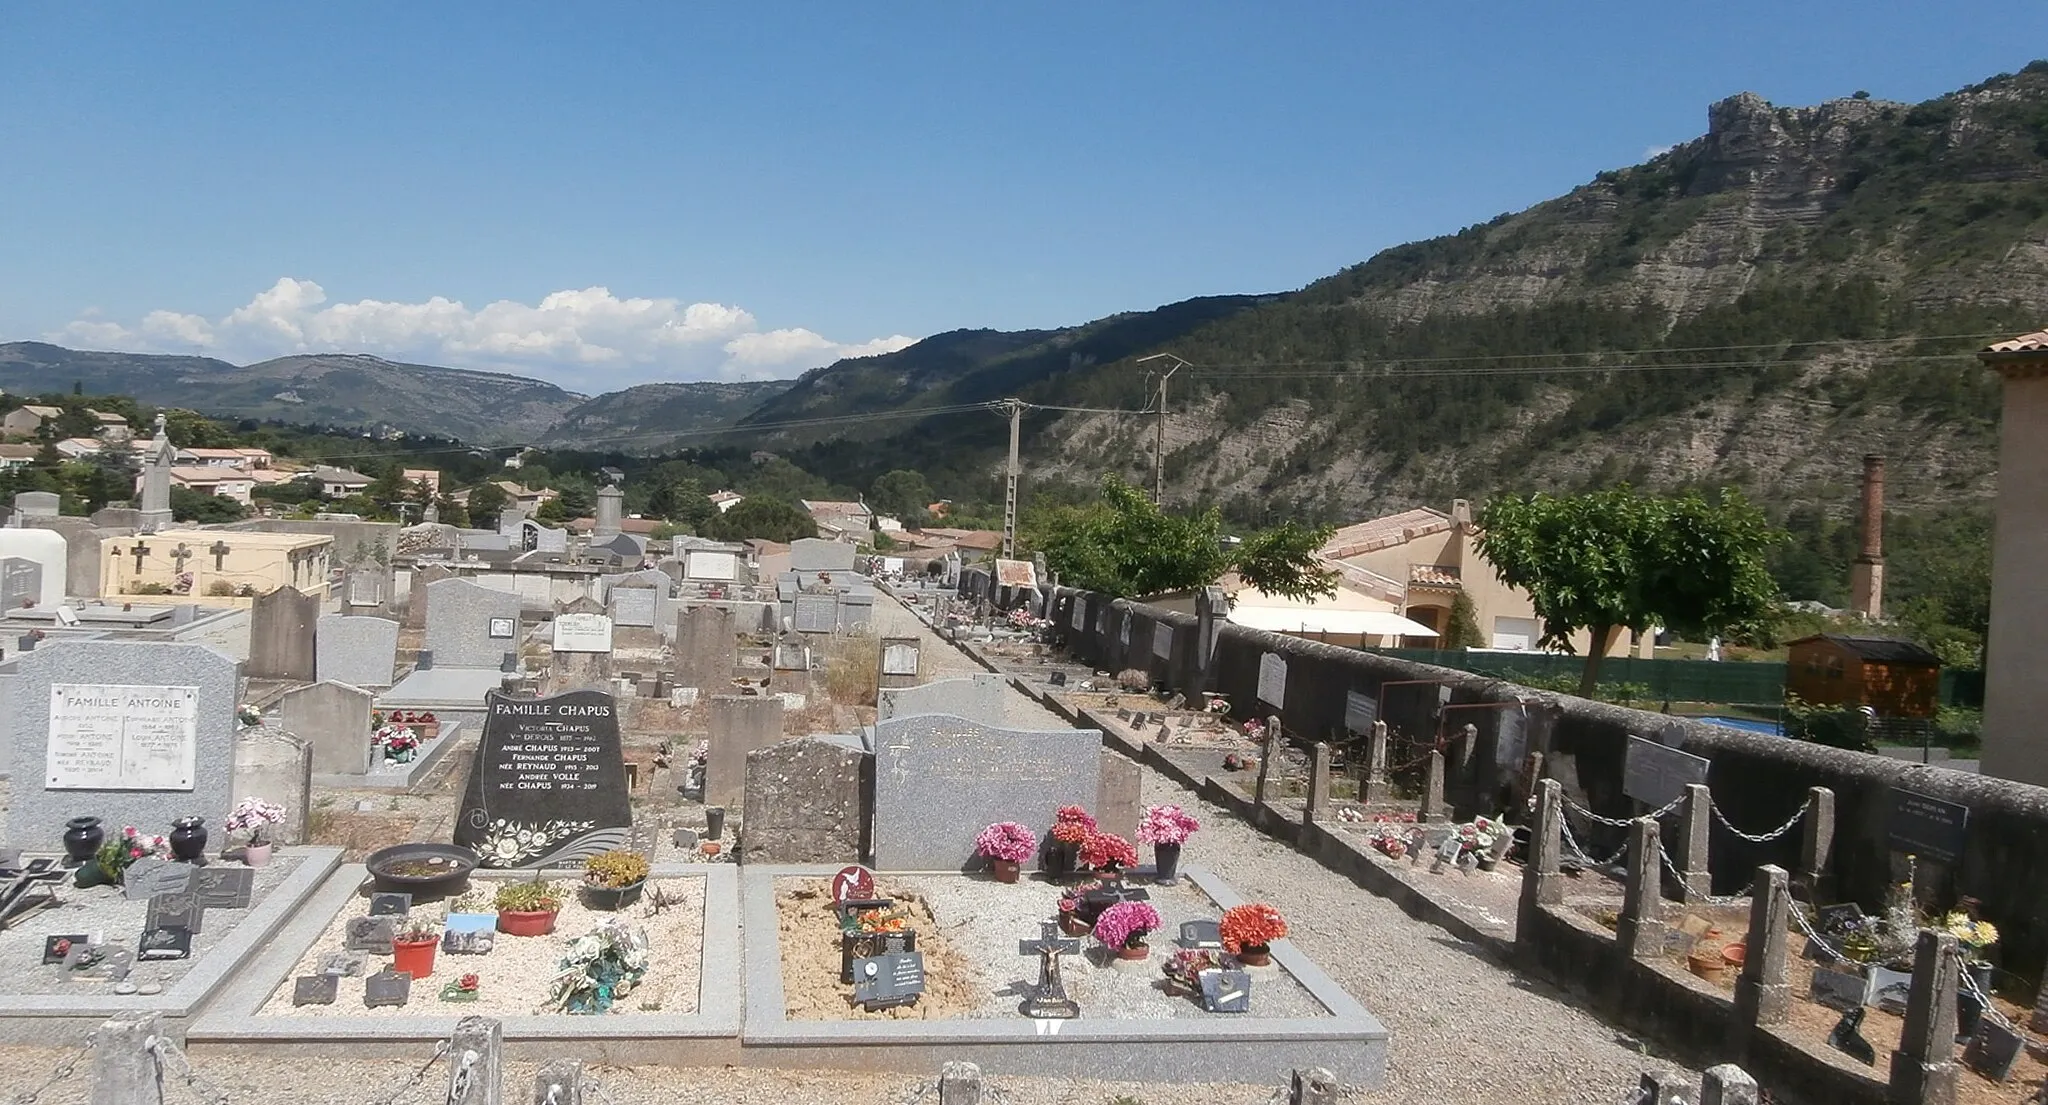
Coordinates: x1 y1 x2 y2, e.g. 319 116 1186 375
169 817 208 862
62 816 104 865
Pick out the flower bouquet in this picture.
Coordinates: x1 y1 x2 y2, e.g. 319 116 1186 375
377 726 421 762
1453 815 1509 867
235 703 263 728
1162 948 1219 994
1241 719 1268 743
1046 805 1096 878
1056 878 1107 935
1093 901 1162 960
975 821 1036 883
1220 902 1288 966
90 827 170 886
225 797 287 866
545 918 650 1014
1138 804 1199 883
1078 830 1138 874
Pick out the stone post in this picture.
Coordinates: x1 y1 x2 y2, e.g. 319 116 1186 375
1616 816 1664 961
1521 779 1565 915
447 1016 502 1105
1794 786 1836 903
1289 1068 1339 1105
1701 1064 1760 1105
1302 742 1332 827
1734 865 1791 1028
91 1011 163 1105
1419 750 1448 823
533 1059 582 1105
1637 1071 1692 1104
1670 783 1710 903
939 1061 983 1105
1887 930 1961 1105
1362 720 1390 804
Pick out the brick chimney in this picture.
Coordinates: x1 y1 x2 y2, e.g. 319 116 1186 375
1849 454 1884 618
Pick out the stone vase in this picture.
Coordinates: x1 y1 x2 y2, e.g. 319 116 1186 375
169 818 207 862
62 817 104 865
1236 943 1273 968
1116 940 1151 962
1152 842 1183 885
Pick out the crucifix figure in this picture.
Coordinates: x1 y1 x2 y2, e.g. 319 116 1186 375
209 541 231 571
169 544 193 573
1018 921 1081 1018
130 542 152 573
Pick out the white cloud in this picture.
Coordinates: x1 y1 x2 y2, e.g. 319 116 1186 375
44 277 917 385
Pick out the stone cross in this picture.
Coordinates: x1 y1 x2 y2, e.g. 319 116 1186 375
170 543 193 574
210 541 232 571
130 542 151 573
1018 921 1080 1019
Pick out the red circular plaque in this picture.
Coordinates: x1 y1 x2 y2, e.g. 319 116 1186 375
831 865 875 903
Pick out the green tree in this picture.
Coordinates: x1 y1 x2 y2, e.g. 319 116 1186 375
869 469 934 523
1032 475 1336 600
703 497 818 543
1445 590 1486 649
466 481 511 520
169 487 246 524
534 497 569 525
1476 485 1780 696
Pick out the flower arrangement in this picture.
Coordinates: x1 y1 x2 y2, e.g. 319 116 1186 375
95 827 170 882
1078 831 1138 872
1453 815 1508 858
1241 719 1268 742
1057 878 1107 915
584 849 650 889
376 726 421 760
545 918 651 1014
395 913 444 944
1163 948 1219 992
1219 903 1288 955
1093 901 1162 950
1204 694 1229 714
1137 805 1200 846
1943 912 1999 958
851 907 909 935
974 822 1037 863
1050 805 1097 844
494 880 564 915
224 797 286 847
235 703 263 728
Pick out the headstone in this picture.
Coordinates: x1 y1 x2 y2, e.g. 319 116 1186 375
1699 1065 1759 1105
608 586 658 628
1344 690 1378 734
453 689 630 867
877 673 1007 725
551 613 614 653
231 724 312 844
1096 752 1142 842
13 491 60 520
1257 653 1287 709
791 538 856 574
676 606 737 689
878 637 921 688
742 737 869 863
1886 789 1968 864
346 916 398 953
145 892 203 934
246 586 319 681
851 950 926 1011
0 557 41 611
293 975 339 1006
1810 962 1874 1011
8 642 237 848
317 614 400 688
1622 735 1711 808
274 680 376 776
345 566 388 609
1962 1018 2023 1082
872 715 1100 871
792 592 838 634
939 1061 981 1105
423 578 522 669
369 892 413 917
137 926 192 960
705 696 785 809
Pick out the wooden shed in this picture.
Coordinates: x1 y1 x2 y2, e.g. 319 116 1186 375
1785 634 1941 719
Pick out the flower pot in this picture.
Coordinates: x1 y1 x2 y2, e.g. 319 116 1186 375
169 818 207 862
1152 842 1182 885
991 859 1021 884
1236 944 1273 967
243 843 274 868
1722 942 1747 968
62 817 104 865
392 938 438 980
1117 942 1151 961
497 909 559 937
582 879 644 911
1687 952 1726 982
1043 841 1080 879
1059 913 1089 937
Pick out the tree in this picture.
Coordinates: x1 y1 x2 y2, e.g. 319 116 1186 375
1033 475 1336 600
466 481 510 520
1476 486 1780 696
869 469 934 523
1446 590 1486 650
703 497 818 543
170 487 246 524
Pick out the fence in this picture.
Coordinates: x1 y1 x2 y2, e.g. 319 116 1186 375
1365 647 1986 709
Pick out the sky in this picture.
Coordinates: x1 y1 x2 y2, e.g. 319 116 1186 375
3 3 2045 391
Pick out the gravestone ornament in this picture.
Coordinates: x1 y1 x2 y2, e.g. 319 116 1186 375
1808 962 1872 1011
368 892 413 917
122 857 191 901
851 950 926 1011
1200 968 1253 1013
1179 920 1223 949
346 916 397 953
42 935 88 965
293 975 339 1006
1826 1005 1876 1065
146 892 204 934
454 689 631 868
1962 1018 2023 1082
194 867 254 910
831 866 875 904
320 951 366 977
442 930 495 955
137 926 192 961
364 969 412 1008
46 684 200 790
1019 923 1081 1019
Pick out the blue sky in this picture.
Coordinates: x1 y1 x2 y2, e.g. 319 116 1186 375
3 3 2043 388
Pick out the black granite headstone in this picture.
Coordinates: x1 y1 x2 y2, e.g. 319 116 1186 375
1180 920 1223 949
137 926 192 961
364 969 411 1008
194 867 254 910
293 975 339 1006
1887 789 1969 863
1809 963 1872 1011
1200 968 1253 1013
851 951 926 1011
147 892 204 934
368 892 412 917
454 689 633 868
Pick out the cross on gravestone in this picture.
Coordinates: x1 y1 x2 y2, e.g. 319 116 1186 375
170 544 192 573
1018 922 1081 1019
131 542 151 572
209 541 231 571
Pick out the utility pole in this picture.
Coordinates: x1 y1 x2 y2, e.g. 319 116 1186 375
1001 397 1023 559
1136 353 1188 503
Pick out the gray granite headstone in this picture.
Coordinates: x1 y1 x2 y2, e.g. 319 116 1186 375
232 724 312 844
246 586 319 681
423 578 522 669
273 680 375 775
609 586 658 628
7 641 239 849
0 557 41 611
317 614 400 688
792 592 837 633
705 696 785 809
871 714 1101 871
791 538 856 574
877 673 1007 725
742 736 869 863
675 605 736 690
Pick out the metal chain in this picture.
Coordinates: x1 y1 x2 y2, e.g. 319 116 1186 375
583 1071 620 1105
12 1031 95 1105
445 1046 478 1105
1565 795 1684 827
1658 846 1748 906
1786 908 2035 1045
151 1035 233 1105
1709 800 1806 844
363 1040 448 1105
1559 811 1629 869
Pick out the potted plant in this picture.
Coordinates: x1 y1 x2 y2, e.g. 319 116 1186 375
582 849 651 911
1137 805 1199 884
494 880 564 936
416 711 440 740
1943 911 1998 993
1046 806 1096 878
391 913 442 980
235 703 263 729
1163 948 1218 995
224 797 287 867
1079 830 1138 876
974 822 1036 883
85 827 170 887
1220 902 1288 967
1093 901 1162 961
1055 879 1106 936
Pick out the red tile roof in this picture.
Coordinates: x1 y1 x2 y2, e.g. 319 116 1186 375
1985 331 2048 353
1319 507 1453 559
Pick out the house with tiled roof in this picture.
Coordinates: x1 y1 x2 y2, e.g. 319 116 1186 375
801 498 873 540
1 404 63 437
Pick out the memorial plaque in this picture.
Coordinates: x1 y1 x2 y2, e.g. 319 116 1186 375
368 892 412 917
831 866 875 904
293 975 339 1006
441 929 496 955
41 935 88 965
842 930 919 985
1809 962 1873 1011
45 684 199 791
487 617 515 640
1049 671 1066 687
852 951 926 1010
880 642 920 677
364 969 412 1008
1621 735 1710 808
122 857 191 901
346 916 397 953
1344 691 1378 734
1870 966 1913 1014
1887 789 1968 863
793 593 838 634
1257 654 1287 709
1200 968 1253 1013
320 951 367 977
1815 902 1863 930
1152 623 1173 660
445 912 496 934
1070 602 1085 630
551 613 614 654
1962 1018 2023 1082
146 892 204 934
1179 920 1223 949
194 867 255 910
0 558 40 612
137 926 192 961
453 689 632 868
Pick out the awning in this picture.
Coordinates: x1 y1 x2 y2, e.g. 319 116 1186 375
1226 605 1438 638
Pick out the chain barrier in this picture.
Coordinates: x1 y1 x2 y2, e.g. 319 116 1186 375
1708 800 1806 844
1564 795 1684 828
12 1031 95 1105
444 1045 478 1105
1657 846 1748 906
151 1034 233 1105
363 1039 448 1105
1786 905 2038 1047
1559 811 1629 869
583 1070 620 1105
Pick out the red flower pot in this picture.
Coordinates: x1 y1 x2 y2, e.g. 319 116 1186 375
1237 943 1272 967
1117 942 1150 961
496 909 558 937
991 859 1020 884
391 938 437 980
